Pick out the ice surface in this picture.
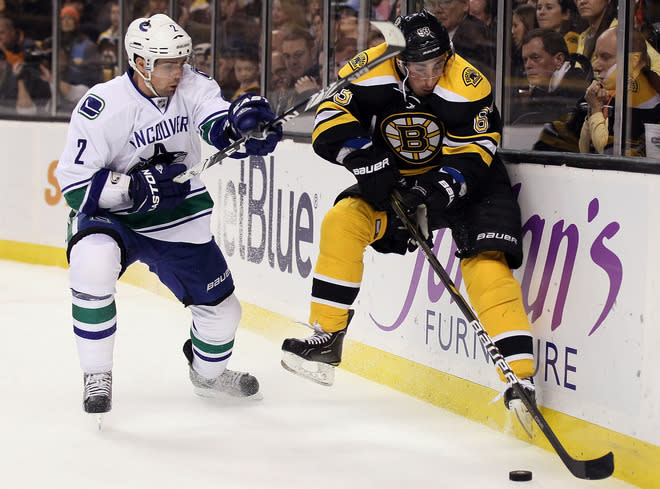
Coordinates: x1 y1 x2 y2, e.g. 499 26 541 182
0 260 635 489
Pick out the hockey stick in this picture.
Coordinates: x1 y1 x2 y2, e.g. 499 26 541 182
390 192 614 481
173 21 406 183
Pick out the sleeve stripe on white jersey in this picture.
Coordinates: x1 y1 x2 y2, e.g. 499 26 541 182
60 177 92 195
198 110 227 129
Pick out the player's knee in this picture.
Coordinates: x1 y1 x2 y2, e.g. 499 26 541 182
189 293 242 342
462 251 522 313
323 197 380 243
69 234 122 297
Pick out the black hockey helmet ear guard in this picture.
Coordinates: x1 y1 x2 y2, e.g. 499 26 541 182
394 9 453 63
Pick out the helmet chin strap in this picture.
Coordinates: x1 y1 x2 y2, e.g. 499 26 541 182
396 58 410 104
135 65 163 97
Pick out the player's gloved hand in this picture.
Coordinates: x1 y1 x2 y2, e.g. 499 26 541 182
397 167 466 213
224 94 282 156
128 163 190 213
343 148 399 211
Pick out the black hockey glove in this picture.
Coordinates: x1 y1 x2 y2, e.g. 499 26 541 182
396 167 466 214
343 148 399 211
128 163 190 213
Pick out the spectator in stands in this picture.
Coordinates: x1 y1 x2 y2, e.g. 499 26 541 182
193 42 212 75
469 0 496 40
512 28 591 123
14 39 91 116
425 0 495 79
176 0 211 46
97 1 119 47
310 12 323 58
373 0 397 21
536 0 584 53
0 48 17 113
98 38 118 82
335 4 359 41
576 0 617 62
215 50 239 100
232 49 260 100
272 0 307 31
63 0 100 41
578 28 660 155
639 0 660 53
308 0 322 22
216 0 260 56
0 15 26 66
97 1 119 82
270 51 291 93
333 36 358 79
268 50 292 113
510 4 538 102
281 25 320 89
512 4 537 50
4 24 51 114
142 0 168 16
60 5 101 89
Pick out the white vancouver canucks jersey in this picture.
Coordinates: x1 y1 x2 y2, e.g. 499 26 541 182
55 65 229 244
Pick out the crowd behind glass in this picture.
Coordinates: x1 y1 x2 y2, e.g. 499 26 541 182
0 0 658 157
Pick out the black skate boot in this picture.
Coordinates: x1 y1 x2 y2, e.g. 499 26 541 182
280 310 354 386
503 377 536 437
182 339 261 399
83 371 112 414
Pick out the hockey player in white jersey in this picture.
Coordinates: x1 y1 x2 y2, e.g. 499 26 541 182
55 14 282 417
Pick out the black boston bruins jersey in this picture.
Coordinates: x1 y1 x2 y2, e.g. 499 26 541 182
312 43 502 195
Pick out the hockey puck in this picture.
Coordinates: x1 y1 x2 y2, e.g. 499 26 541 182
509 470 533 481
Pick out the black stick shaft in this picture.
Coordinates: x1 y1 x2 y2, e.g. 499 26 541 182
390 193 614 480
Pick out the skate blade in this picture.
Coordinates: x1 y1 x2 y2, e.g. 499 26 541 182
509 399 534 438
87 412 106 431
281 351 335 386
193 386 263 401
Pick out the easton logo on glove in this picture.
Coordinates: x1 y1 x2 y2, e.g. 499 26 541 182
141 168 161 211
351 156 390 176
128 162 190 214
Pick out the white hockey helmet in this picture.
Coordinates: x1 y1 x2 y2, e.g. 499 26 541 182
125 14 192 73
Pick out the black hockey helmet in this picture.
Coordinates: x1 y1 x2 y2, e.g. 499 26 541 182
394 9 453 63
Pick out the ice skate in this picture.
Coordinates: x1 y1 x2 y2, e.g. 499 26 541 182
281 310 353 386
183 339 261 399
503 377 536 437
83 371 112 430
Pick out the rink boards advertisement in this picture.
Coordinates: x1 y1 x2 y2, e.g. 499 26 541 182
2 120 659 452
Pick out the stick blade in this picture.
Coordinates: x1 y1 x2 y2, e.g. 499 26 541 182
568 451 614 480
369 20 406 51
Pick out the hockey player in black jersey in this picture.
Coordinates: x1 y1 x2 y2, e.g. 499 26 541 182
281 10 535 416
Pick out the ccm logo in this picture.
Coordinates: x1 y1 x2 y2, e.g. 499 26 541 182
351 157 389 175
476 232 518 245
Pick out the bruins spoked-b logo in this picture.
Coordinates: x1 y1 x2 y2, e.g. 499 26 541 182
462 67 483 87
380 112 444 165
348 52 368 71
416 26 432 37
